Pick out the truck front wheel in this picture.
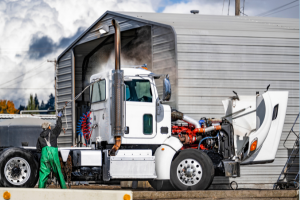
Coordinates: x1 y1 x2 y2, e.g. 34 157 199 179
170 149 214 190
0 148 39 188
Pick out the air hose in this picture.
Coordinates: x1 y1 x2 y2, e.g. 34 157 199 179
76 111 92 145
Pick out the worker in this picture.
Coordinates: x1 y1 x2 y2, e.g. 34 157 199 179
36 111 67 189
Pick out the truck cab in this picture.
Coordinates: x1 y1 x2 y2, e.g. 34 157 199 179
89 68 171 146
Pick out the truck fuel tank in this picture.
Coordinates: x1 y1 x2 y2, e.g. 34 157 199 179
73 150 102 166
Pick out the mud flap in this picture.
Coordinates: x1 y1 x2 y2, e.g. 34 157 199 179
222 160 240 177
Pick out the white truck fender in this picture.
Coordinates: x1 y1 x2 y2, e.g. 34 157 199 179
154 136 183 180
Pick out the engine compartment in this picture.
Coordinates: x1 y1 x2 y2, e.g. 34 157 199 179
171 111 235 175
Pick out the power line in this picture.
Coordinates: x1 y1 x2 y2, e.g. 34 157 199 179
0 88 54 89
39 80 54 88
1 66 53 88
228 0 231 15
257 0 298 16
240 10 248 16
222 0 225 15
0 79 54 89
243 0 245 15
263 4 299 17
0 61 47 87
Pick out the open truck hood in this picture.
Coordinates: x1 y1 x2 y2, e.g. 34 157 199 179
222 91 288 164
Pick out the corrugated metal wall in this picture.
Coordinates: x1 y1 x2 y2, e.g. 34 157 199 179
174 18 299 189
151 25 177 108
56 50 73 147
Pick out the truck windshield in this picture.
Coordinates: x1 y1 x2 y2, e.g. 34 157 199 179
124 80 152 102
91 79 106 103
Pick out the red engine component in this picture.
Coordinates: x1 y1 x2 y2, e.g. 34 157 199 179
172 124 207 150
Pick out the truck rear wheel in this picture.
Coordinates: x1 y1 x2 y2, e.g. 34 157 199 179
170 149 214 190
0 148 39 188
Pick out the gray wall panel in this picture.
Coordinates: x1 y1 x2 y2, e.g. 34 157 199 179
177 35 299 47
178 79 299 90
176 25 298 189
178 61 299 73
56 50 73 147
152 25 176 108
178 43 298 55
178 52 298 64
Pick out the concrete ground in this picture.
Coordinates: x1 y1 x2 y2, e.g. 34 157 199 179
45 185 299 200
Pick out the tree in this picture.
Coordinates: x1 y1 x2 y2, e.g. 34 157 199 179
27 94 38 112
34 94 39 109
40 100 46 110
0 100 19 114
18 104 25 112
46 93 55 110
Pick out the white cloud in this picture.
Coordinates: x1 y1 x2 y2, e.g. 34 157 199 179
0 0 158 108
162 0 225 15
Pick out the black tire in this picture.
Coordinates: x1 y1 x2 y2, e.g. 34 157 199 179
149 180 176 191
170 149 214 190
0 148 39 188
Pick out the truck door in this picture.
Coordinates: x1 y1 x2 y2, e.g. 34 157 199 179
90 79 110 142
123 78 156 139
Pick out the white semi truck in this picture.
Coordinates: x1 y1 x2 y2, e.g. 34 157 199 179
0 19 288 191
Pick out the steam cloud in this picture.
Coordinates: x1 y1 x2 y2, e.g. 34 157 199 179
89 26 152 76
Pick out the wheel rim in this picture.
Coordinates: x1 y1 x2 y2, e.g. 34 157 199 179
176 158 202 186
4 157 31 186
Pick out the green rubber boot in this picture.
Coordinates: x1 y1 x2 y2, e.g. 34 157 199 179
38 146 67 189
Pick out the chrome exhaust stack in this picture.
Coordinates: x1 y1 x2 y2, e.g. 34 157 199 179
110 19 124 156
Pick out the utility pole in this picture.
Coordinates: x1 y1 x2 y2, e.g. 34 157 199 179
235 0 240 16
47 59 57 114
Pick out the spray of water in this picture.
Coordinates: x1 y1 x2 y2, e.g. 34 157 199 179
88 26 152 75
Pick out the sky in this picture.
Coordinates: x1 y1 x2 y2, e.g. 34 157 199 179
0 0 298 108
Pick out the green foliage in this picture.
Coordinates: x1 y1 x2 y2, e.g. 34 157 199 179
27 94 39 114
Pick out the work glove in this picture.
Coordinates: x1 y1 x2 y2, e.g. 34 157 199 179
58 111 63 117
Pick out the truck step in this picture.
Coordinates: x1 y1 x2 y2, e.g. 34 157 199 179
287 163 299 167
283 172 299 175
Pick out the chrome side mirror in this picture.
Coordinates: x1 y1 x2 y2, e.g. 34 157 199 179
163 75 171 101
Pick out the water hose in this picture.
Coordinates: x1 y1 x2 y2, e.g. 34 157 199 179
197 132 220 150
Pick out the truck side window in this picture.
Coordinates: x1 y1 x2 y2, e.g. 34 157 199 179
125 85 131 100
124 80 152 102
91 80 106 103
143 114 153 134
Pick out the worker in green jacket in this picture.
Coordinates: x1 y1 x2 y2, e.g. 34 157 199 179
36 111 67 189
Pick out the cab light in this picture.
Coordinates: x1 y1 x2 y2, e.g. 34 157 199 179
250 139 258 152
3 191 10 200
161 148 165 151
123 194 131 200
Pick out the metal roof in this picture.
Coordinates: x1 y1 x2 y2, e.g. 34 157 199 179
58 11 299 61
0 117 51 126
119 11 299 31
0 114 56 120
